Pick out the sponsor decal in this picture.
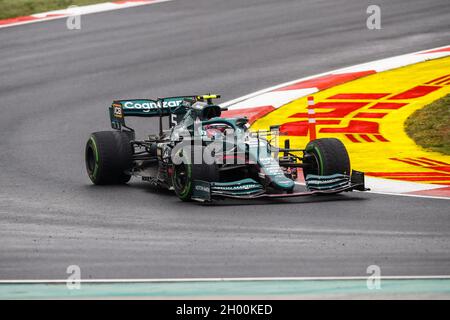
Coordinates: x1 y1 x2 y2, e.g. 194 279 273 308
122 99 184 113
122 100 158 112
113 105 123 118
212 184 261 191
195 185 210 193
306 177 349 185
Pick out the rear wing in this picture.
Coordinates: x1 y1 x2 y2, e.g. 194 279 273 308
109 96 196 130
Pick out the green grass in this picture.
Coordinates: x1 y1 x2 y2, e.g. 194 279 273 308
405 94 450 155
0 0 108 20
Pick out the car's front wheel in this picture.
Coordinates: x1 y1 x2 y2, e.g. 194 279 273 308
172 146 219 201
302 138 351 179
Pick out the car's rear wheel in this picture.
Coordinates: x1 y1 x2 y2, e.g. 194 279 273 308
302 138 350 179
85 131 133 185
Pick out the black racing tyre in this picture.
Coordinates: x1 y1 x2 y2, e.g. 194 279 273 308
172 146 219 201
302 138 350 179
85 131 133 185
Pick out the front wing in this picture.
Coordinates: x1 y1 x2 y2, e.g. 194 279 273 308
191 170 368 202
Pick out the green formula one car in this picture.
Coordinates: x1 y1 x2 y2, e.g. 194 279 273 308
85 94 367 202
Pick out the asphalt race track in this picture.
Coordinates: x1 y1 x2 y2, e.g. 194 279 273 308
1 0 449 280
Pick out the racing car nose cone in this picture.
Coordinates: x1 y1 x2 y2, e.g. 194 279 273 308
272 176 295 191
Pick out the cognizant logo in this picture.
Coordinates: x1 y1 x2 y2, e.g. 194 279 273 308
123 100 183 112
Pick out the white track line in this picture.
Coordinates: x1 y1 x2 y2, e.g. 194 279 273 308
1 275 450 284
293 182 450 200
0 0 173 29
359 191 450 201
